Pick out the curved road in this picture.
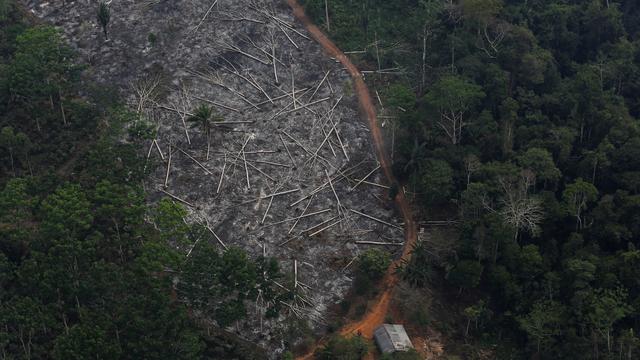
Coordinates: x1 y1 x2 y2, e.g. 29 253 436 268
285 0 419 357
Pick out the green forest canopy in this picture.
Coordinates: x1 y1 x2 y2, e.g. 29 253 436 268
303 0 640 359
0 2 289 359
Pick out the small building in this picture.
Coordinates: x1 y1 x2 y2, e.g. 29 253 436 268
373 324 414 354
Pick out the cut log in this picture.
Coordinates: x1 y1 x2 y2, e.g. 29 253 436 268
282 130 314 156
322 127 337 157
307 70 331 102
245 161 277 182
327 115 348 160
247 159 293 168
242 148 250 189
325 170 342 215
289 195 314 234
262 188 300 199
342 255 358 271
154 139 165 160
279 97 331 116
190 95 241 113
350 164 380 191
293 259 298 288
252 88 309 108
278 22 299 49
221 41 271 65
355 241 403 246
309 218 343 237
164 143 172 187
146 140 155 160
349 208 402 230
261 208 331 228
261 195 274 224
177 147 213 175
352 179 389 189
160 189 195 208
279 133 296 166
302 215 338 233
192 0 220 33
205 222 228 249
271 36 279 83
289 172 345 207
216 155 227 193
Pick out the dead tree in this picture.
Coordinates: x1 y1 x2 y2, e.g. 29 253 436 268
485 170 544 242
476 21 507 58
132 74 162 115
464 154 481 185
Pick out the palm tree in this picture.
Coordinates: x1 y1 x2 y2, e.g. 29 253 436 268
187 105 223 160
97 1 110 40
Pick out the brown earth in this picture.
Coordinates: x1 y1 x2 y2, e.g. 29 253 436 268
285 0 419 358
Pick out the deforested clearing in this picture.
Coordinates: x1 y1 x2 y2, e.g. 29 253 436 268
21 0 403 351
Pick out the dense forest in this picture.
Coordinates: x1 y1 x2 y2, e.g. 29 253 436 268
5 0 640 358
0 2 293 359
302 0 640 359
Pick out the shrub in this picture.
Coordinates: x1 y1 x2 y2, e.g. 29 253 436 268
358 248 391 280
381 349 422 360
315 335 368 360
447 260 483 290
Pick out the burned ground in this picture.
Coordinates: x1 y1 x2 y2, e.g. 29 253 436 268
23 0 403 352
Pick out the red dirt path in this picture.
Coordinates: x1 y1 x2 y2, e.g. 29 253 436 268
285 1 419 358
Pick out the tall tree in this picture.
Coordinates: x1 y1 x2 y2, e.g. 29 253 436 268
0 127 22 175
418 158 454 204
187 104 223 160
0 0 11 22
463 300 490 337
498 97 518 156
0 178 35 260
424 75 484 145
40 183 93 241
563 178 598 230
8 26 76 130
518 300 565 354
586 287 632 356
97 1 111 40
517 147 561 188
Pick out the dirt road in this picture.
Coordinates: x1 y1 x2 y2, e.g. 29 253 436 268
285 0 419 357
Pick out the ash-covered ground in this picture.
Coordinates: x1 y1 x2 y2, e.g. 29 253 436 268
23 0 403 352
